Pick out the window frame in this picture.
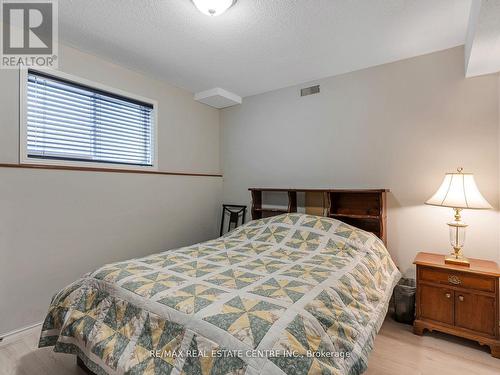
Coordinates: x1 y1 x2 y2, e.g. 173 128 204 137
19 68 159 171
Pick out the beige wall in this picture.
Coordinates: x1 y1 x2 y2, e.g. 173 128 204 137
0 45 222 335
221 47 500 274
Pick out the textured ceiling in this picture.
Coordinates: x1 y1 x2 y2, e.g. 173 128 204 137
59 0 472 97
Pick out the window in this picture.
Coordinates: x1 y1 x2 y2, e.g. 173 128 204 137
20 69 156 168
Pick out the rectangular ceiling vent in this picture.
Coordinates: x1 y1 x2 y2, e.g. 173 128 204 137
300 85 320 97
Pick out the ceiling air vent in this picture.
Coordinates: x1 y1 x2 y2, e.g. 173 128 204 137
300 85 320 97
194 88 242 109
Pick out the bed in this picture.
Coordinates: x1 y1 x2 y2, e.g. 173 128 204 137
39 213 400 375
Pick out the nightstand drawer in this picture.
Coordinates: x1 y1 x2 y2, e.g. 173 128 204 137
419 267 495 292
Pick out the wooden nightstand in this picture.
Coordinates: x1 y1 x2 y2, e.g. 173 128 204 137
413 252 500 358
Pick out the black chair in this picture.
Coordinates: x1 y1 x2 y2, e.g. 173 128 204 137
220 204 247 236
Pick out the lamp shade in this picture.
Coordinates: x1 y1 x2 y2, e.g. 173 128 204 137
425 169 492 209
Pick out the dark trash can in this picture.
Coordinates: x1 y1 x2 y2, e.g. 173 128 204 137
394 278 416 324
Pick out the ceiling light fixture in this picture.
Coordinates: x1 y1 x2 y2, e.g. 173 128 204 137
192 0 236 16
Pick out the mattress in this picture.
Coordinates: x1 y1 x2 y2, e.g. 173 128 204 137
39 213 401 375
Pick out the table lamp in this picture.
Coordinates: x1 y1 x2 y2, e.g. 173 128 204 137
425 167 492 266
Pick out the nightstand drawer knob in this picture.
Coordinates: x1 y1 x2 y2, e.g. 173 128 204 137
458 295 464 302
448 275 461 285
445 293 451 299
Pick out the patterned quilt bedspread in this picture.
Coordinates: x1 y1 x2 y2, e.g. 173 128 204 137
39 213 400 375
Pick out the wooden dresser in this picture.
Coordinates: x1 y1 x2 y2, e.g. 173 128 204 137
413 252 500 357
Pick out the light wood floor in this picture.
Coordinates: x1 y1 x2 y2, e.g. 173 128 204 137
1 318 499 375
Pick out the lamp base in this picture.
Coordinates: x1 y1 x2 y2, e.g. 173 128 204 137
444 254 470 267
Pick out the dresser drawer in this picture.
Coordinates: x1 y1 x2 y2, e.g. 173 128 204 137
419 267 496 292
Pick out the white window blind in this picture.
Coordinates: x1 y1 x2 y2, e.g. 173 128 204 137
26 70 154 166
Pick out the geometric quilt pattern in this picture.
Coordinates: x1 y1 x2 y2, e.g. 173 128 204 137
141 253 190 268
281 264 332 284
285 230 321 251
305 288 362 353
255 225 289 243
39 213 401 375
124 313 185 374
232 242 272 255
204 251 252 265
303 254 351 269
174 246 216 259
169 261 221 278
181 335 247 375
301 216 334 232
333 223 371 244
93 263 152 283
203 296 285 348
205 268 263 289
157 284 227 314
271 314 342 375
225 226 262 240
203 239 243 250
89 299 142 369
121 272 186 298
320 239 358 258
239 257 287 273
270 214 301 225
249 278 313 303
267 247 308 262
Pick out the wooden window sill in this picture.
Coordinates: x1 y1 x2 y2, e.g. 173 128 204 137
0 163 222 178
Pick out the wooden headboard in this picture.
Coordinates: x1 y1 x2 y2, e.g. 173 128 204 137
249 188 388 244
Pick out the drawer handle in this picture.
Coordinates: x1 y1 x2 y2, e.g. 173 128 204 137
445 293 451 299
458 295 464 302
448 275 461 285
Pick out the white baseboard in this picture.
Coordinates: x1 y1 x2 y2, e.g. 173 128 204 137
0 321 42 342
